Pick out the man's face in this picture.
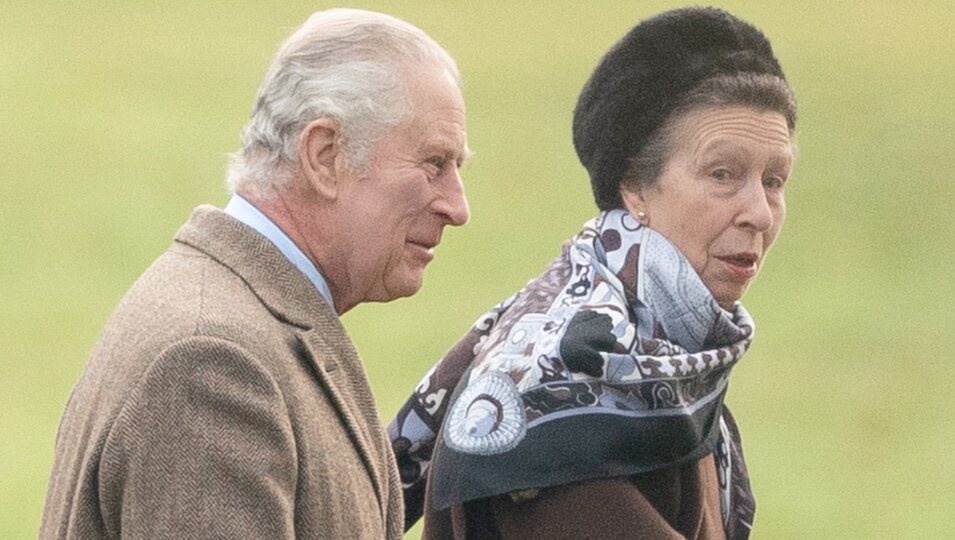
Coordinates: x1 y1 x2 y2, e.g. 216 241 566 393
329 68 470 306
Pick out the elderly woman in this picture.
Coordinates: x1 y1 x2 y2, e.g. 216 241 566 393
390 7 796 539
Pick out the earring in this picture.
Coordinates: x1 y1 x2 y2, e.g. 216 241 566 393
636 211 647 224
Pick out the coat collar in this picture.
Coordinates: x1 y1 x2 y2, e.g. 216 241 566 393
174 205 343 333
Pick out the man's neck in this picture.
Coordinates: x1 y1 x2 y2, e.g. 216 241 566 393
230 191 346 313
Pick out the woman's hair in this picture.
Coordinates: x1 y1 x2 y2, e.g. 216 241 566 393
573 7 794 210
226 9 460 200
623 72 797 190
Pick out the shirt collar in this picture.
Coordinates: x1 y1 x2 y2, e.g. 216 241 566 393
223 194 335 308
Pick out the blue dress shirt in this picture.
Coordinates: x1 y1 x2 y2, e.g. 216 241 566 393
223 195 334 307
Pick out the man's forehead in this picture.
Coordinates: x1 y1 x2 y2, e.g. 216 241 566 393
419 122 469 154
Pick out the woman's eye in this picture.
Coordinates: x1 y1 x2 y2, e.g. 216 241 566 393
763 176 785 190
711 168 732 182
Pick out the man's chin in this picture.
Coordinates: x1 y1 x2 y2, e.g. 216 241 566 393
377 274 425 303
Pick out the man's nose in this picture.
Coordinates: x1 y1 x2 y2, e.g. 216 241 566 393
435 169 470 226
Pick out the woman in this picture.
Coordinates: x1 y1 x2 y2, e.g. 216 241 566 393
390 7 797 539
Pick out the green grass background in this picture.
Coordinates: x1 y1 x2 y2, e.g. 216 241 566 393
3 1 953 538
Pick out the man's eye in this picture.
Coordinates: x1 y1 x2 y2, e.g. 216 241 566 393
425 158 446 176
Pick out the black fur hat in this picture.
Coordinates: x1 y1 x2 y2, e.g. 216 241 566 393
573 7 786 210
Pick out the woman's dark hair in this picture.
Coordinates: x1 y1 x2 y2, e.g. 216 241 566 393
573 7 797 209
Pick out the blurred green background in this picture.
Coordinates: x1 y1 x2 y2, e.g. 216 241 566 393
3 1 953 538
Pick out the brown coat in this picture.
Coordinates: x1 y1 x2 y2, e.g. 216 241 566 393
40 206 403 539
424 455 726 540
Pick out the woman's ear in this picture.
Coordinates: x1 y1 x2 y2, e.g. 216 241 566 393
297 118 343 200
620 185 649 225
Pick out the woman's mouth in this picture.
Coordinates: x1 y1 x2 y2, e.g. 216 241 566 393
716 253 758 279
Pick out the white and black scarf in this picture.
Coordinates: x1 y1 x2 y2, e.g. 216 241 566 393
389 210 757 538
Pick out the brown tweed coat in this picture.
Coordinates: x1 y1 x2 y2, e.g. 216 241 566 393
40 206 403 539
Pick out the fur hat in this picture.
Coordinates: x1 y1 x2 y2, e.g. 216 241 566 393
573 7 787 210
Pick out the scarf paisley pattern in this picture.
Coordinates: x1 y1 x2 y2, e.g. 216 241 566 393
389 210 756 538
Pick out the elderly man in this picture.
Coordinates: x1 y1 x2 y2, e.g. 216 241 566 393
40 9 468 539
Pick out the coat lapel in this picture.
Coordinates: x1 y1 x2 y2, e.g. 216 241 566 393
297 328 387 521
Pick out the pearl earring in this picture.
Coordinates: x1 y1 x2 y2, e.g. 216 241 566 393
636 211 647 224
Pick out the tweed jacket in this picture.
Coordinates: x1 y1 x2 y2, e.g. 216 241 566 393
40 206 403 539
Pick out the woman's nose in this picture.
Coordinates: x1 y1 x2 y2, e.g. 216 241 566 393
735 178 774 232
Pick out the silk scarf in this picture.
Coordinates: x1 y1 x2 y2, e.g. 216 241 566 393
389 210 757 538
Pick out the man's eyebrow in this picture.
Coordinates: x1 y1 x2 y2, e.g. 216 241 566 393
459 145 473 164
424 143 471 166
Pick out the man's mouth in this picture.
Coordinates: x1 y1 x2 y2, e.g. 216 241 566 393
407 239 438 261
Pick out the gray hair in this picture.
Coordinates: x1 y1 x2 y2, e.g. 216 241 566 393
226 9 460 199
624 72 797 190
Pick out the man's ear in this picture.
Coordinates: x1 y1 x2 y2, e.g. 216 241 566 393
298 118 342 200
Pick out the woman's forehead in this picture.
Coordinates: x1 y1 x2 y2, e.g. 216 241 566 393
673 106 793 159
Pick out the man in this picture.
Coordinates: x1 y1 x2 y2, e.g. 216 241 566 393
40 8 469 539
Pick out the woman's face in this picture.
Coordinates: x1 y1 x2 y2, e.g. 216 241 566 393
623 105 793 309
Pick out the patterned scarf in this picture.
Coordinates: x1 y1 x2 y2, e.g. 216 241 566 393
389 210 756 538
